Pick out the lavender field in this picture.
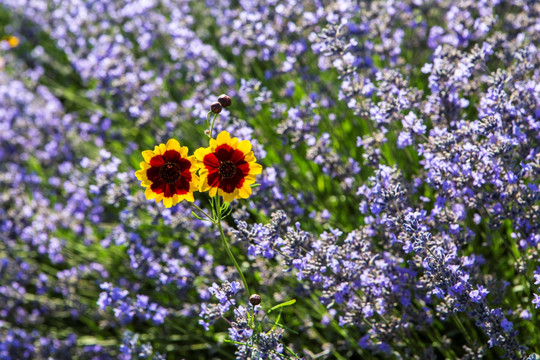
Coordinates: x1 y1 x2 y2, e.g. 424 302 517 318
0 0 539 359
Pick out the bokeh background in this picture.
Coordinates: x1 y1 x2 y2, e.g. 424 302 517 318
0 0 539 359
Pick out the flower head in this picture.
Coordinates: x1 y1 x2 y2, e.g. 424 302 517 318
195 131 262 202
135 139 199 207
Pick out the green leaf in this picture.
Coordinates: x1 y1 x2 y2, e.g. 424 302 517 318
267 299 296 314
224 339 247 346
191 211 204 220
269 309 282 333
260 320 298 334
284 345 302 359
191 211 212 222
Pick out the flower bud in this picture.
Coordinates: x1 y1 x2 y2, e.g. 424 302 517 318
217 94 232 108
210 102 222 114
249 294 261 306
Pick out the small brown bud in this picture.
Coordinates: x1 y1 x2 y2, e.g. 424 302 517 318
217 94 232 108
210 102 222 114
249 294 261 306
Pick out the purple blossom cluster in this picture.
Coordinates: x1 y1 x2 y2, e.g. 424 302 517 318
0 329 77 360
118 331 164 360
97 283 168 325
1 0 539 358
199 281 290 359
233 0 539 358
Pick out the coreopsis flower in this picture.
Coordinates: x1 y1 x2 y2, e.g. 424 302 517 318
195 131 262 202
135 139 199 207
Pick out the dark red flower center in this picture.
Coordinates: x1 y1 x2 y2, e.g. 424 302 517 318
159 162 181 184
219 160 237 179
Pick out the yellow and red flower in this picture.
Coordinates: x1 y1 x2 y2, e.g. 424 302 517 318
195 131 262 202
135 139 199 207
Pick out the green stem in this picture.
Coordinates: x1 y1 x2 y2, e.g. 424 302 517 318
216 196 251 296
191 203 213 220
209 112 219 138
217 219 250 296
206 111 212 135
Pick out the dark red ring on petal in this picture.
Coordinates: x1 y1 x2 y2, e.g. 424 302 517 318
203 143 250 194
146 152 193 197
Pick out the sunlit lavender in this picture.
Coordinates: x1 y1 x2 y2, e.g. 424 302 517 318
0 0 539 359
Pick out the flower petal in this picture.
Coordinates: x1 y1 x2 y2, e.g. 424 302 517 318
189 173 200 189
198 168 209 177
189 178 199 191
237 140 252 154
236 162 250 175
164 183 177 197
249 163 263 175
207 171 220 188
135 169 148 181
230 136 239 150
163 196 173 208
231 149 247 163
146 166 161 182
187 156 199 172
243 174 256 184
145 186 157 200
220 188 235 203
215 145 234 162
179 193 195 202
194 147 212 162
215 131 232 146
158 143 167 155
243 153 256 162
174 177 190 195
199 175 212 192
142 150 156 163
166 139 181 152
181 146 189 158
149 155 165 167
163 149 180 163
237 184 252 199
203 153 220 170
